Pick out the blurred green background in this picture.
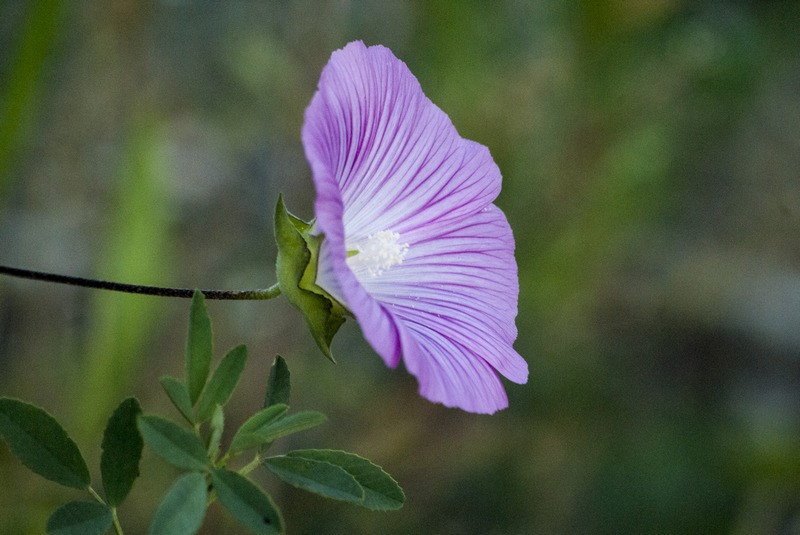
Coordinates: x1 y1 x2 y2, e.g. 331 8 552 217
1 1 799 533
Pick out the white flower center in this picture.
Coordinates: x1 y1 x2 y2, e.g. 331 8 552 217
347 230 409 278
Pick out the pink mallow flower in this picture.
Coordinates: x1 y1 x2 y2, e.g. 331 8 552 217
302 41 527 413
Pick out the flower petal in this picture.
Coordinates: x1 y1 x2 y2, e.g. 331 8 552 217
313 173 403 367
398 320 511 414
367 206 528 385
303 41 501 241
304 41 527 413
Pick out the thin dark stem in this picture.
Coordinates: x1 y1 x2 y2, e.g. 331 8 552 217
0 265 281 300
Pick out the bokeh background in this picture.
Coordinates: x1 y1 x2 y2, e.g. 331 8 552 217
1 1 799 533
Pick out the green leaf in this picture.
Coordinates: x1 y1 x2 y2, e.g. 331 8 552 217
274 196 345 362
212 469 283 535
149 472 208 535
101 397 143 506
264 455 363 504
0 397 89 489
186 290 213 405
264 355 290 408
159 376 194 424
137 415 210 471
46 501 113 535
255 411 327 443
207 404 224 462
229 404 288 454
195 344 247 422
286 449 404 510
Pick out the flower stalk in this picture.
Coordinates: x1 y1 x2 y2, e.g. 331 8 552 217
0 264 280 300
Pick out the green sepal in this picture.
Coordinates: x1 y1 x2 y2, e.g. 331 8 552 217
46 501 113 535
274 195 345 362
186 290 213 405
284 449 404 510
195 344 247 423
159 376 194 425
264 355 290 408
101 397 143 506
212 469 284 535
149 472 208 535
137 415 210 471
0 397 90 489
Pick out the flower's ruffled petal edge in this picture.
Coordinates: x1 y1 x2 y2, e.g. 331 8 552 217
398 319 510 414
302 41 501 242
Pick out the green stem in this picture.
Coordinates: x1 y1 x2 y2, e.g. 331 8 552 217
87 486 124 535
87 485 105 505
0 265 281 300
238 453 262 476
110 508 124 535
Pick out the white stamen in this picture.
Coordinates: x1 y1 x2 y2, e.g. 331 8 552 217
347 230 409 277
